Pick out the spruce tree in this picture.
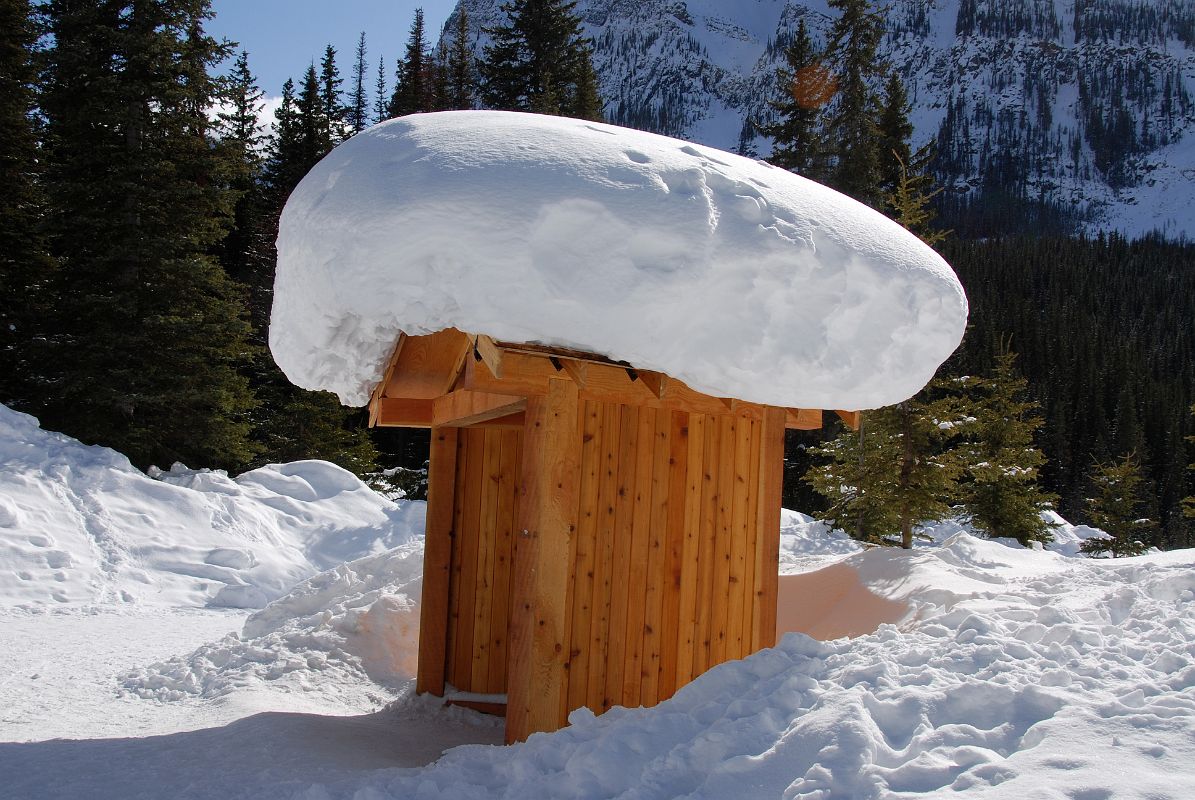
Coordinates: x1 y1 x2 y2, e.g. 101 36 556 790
0 0 56 409
348 32 369 134
373 56 389 123
956 351 1058 546
445 7 477 110
480 0 603 119
215 51 267 287
1183 404 1194 522
38 0 257 470
319 45 347 145
808 393 962 548
823 0 885 204
389 8 434 117
876 72 913 199
1081 453 1153 557
761 19 829 177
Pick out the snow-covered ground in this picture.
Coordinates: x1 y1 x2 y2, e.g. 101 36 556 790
2 406 1193 799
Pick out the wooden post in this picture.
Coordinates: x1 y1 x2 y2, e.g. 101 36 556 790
751 407 786 650
506 377 581 743
416 427 459 696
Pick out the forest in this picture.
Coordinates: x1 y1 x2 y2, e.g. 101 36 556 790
1 0 1191 551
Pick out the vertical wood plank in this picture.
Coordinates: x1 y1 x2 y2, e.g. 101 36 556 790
445 432 469 686
674 412 705 689
506 378 581 743
692 417 720 676
752 408 786 651
486 429 520 693
567 401 601 713
416 427 459 696
587 402 621 711
741 418 762 657
657 410 689 701
453 428 486 689
640 407 672 707
727 414 753 660
471 429 502 689
710 415 737 667
622 406 656 708
604 404 639 711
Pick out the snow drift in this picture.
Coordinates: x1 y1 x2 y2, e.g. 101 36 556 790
0 403 423 608
271 110 967 410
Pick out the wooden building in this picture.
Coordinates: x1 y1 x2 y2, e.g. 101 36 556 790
368 327 857 744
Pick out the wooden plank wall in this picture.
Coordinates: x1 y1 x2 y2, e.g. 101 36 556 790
438 400 784 732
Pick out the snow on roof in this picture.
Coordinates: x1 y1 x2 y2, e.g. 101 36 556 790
271 110 967 409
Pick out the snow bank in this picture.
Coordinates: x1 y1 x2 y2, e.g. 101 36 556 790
0 404 423 608
121 542 424 709
272 110 967 410
305 533 1195 800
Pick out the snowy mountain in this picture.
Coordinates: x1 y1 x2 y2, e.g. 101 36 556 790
444 0 1195 237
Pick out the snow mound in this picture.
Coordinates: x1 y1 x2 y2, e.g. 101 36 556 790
120 542 424 709
0 404 423 608
272 110 967 410
316 534 1195 799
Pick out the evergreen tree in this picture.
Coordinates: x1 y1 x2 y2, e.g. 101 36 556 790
1184 404 1194 522
38 0 257 470
823 0 885 204
389 8 435 116
808 393 962 548
956 351 1058 546
319 45 347 145
1081 453 1153 557
296 64 331 170
480 0 603 119
445 7 477 110
0 0 56 408
884 152 948 245
372 56 388 123
761 19 830 177
215 50 267 286
348 32 369 134
876 72 913 199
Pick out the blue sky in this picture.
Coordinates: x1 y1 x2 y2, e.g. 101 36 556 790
207 1 459 97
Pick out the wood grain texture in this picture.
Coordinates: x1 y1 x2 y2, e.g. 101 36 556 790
416 427 458 696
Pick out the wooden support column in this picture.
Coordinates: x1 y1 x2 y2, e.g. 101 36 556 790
506 377 581 743
751 407 786 651
416 427 459 696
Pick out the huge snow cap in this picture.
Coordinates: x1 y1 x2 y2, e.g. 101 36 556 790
271 111 967 409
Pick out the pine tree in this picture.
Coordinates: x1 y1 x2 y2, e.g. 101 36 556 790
297 64 331 170
389 8 434 117
0 0 56 409
875 72 913 199
319 45 346 145
761 19 830 177
823 0 885 204
372 56 389 123
215 51 267 286
1081 453 1153 557
348 32 369 134
480 0 603 119
445 7 477 110
956 351 1058 546
38 0 257 470
884 152 948 245
808 393 962 548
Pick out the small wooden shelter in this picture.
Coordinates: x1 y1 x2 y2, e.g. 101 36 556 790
368 327 857 743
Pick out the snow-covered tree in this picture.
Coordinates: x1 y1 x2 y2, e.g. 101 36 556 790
1081 453 1153 557
956 352 1057 546
808 393 962 549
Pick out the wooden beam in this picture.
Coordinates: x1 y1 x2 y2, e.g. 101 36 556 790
506 377 581 744
369 333 407 427
375 397 434 427
433 389 526 428
473 335 504 379
416 427 459 697
382 328 472 400
786 408 823 430
638 370 668 399
834 410 862 430
558 358 587 387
